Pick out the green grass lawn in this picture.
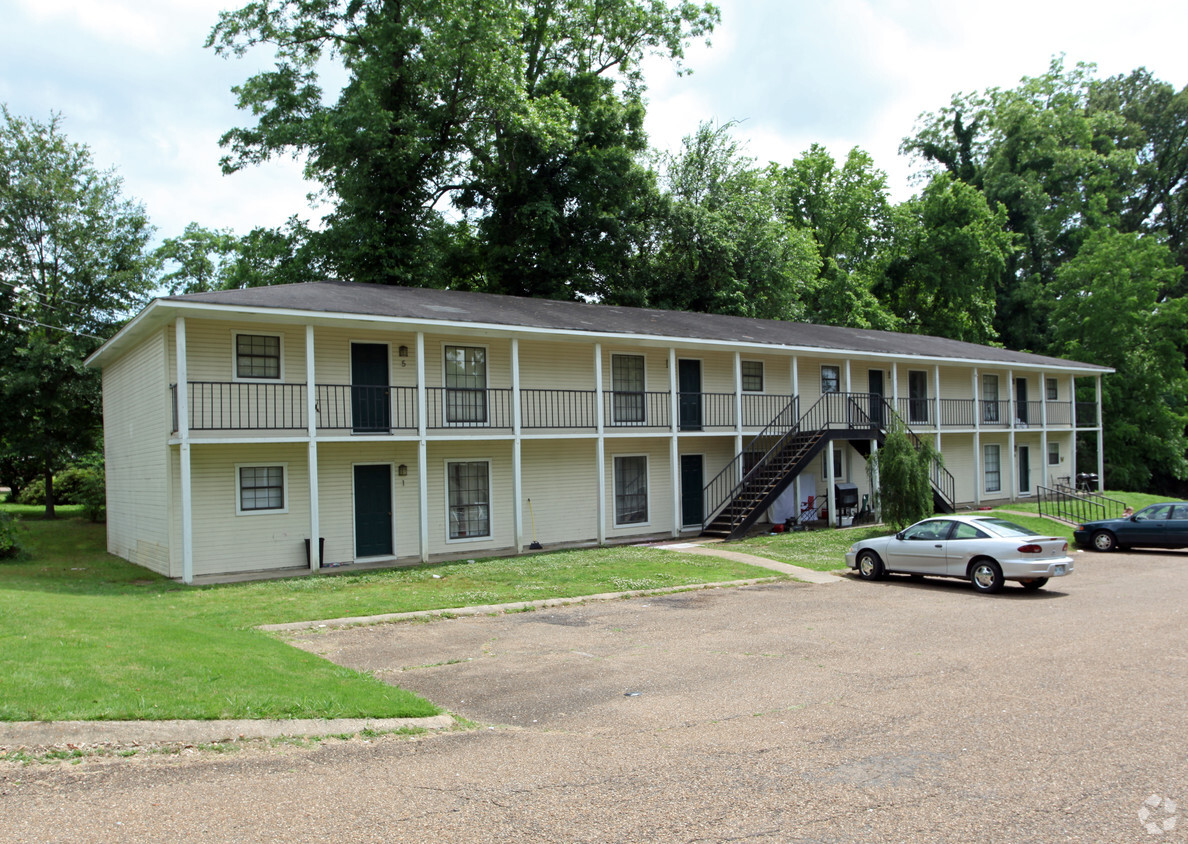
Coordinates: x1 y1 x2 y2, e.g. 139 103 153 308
0 509 773 721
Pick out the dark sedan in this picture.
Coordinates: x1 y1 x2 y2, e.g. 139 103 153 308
1073 502 1188 551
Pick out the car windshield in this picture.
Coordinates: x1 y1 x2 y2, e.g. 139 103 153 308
971 518 1035 538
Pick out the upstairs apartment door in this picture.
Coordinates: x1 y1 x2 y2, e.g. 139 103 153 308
868 369 885 427
351 343 391 433
678 359 702 431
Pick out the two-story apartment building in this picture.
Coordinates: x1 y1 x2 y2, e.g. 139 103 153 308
86 282 1111 583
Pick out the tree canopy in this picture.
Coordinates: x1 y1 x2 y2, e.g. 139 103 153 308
0 107 156 513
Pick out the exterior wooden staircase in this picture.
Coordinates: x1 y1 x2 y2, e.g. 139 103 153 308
701 393 956 540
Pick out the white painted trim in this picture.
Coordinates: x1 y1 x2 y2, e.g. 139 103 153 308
231 330 285 383
418 439 429 563
511 338 523 551
306 325 320 570
234 463 290 516
443 457 494 544
176 317 193 585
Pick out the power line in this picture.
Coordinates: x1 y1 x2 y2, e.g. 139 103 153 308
0 311 103 340
0 278 92 314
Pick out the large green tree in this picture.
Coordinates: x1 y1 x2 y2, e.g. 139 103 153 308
627 122 819 319
1048 229 1188 490
877 174 1017 343
207 0 718 296
0 107 156 514
770 144 897 329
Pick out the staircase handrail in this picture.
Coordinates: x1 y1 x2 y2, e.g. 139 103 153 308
877 399 957 511
701 392 876 529
1037 484 1127 524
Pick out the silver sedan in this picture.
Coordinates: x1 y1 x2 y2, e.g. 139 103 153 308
844 515 1074 593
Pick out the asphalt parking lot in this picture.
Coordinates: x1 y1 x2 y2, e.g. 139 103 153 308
3 549 1187 843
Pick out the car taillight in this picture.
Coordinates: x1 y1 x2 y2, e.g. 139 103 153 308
1017 544 1042 553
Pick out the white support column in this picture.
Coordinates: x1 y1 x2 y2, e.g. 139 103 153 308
176 317 193 585
511 338 523 551
733 352 744 480
844 360 852 394
1039 369 1049 489
933 364 942 447
1069 376 1078 487
594 344 605 544
791 355 800 516
305 325 320 570
1007 368 1017 501
669 348 680 537
972 368 980 433
973 431 982 507
891 363 899 412
826 440 837 528
416 332 429 563
1096 374 1105 490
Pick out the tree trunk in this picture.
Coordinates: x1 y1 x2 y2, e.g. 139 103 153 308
44 463 56 519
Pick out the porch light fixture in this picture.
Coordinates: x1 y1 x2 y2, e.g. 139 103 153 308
398 345 409 358
398 464 408 477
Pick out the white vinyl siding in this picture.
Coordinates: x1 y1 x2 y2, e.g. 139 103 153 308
102 328 172 575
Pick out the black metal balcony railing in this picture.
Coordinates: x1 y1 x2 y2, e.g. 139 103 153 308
605 391 671 429
426 387 513 429
182 381 308 431
316 384 417 431
520 389 597 429
168 382 1098 435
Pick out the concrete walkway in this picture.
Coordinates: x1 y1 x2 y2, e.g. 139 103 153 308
0 542 841 751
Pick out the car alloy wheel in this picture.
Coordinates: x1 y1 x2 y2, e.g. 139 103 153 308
1092 531 1117 552
970 560 1004 594
856 550 884 581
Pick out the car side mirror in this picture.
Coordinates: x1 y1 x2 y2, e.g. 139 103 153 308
895 532 904 541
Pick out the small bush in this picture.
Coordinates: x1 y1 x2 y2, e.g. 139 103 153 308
16 477 46 507
0 512 25 560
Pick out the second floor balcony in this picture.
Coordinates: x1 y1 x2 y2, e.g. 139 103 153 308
169 381 1099 437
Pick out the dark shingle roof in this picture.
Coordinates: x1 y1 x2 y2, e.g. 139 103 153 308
162 281 1105 371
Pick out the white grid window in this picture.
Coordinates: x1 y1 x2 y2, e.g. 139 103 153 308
239 466 284 511
1046 378 1058 401
612 355 646 424
821 365 840 394
741 361 764 392
1048 442 1060 465
236 334 280 379
614 456 648 525
984 445 1002 493
448 461 490 539
444 346 487 424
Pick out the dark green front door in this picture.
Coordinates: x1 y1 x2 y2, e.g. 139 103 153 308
868 370 885 427
354 464 393 557
678 359 702 430
351 343 390 432
681 454 704 527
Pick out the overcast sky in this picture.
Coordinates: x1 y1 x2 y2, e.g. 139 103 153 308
4 0 1188 245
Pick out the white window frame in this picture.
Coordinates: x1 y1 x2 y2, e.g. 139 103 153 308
232 332 284 382
1046 378 1058 401
441 343 490 427
1048 441 1060 465
613 454 650 528
444 458 492 543
611 353 647 425
984 444 1002 493
741 360 764 393
982 373 1000 423
821 365 840 394
235 463 288 516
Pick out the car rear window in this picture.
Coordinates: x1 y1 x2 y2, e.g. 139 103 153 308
972 518 1034 537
